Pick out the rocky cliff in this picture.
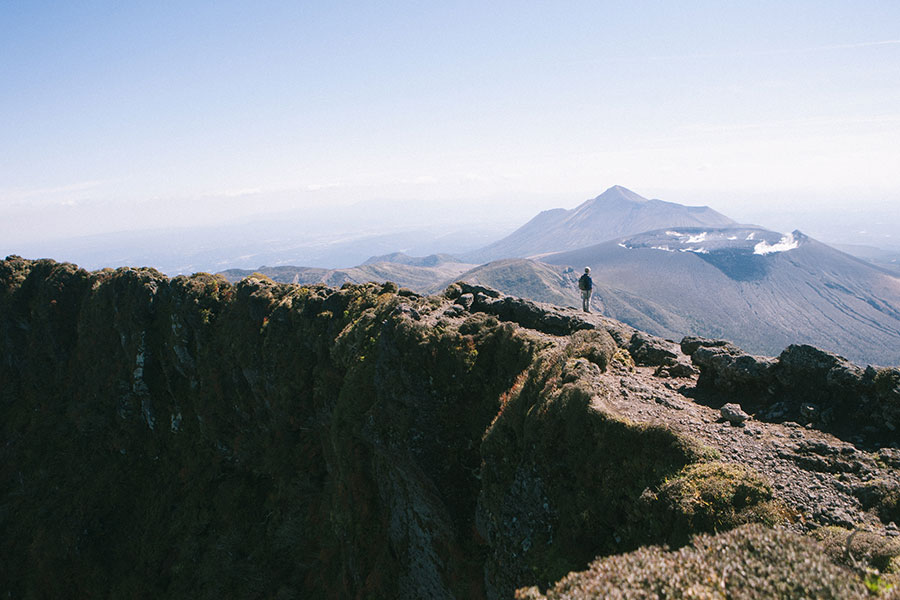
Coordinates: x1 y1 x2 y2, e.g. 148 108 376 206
2 256 899 599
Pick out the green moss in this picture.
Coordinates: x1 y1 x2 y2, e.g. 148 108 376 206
611 347 635 371
246 271 274 283
646 462 788 547
565 329 617 371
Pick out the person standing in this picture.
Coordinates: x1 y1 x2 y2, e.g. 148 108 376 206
578 267 593 312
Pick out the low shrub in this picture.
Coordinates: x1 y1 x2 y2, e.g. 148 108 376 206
645 462 789 547
518 524 876 599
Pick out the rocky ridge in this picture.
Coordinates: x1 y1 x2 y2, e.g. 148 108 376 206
2 256 899 599
449 282 900 534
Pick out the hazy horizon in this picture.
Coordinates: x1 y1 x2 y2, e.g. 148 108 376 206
3 2 899 271
5 184 898 276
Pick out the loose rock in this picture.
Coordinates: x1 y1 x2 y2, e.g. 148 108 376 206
721 403 750 425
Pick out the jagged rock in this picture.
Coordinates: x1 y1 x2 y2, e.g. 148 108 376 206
774 344 867 392
654 362 699 378
597 317 636 349
680 336 733 356
630 333 697 378
456 292 474 309
393 303 421 320
443 282 463 299
628 332 680 367
769 345 899 440
881 449 900 468
443 304 464 317
690 342 776 396
685 339 900 443
474 291 494 308
489 296 593 336
461 287 594 336
759 401 789 420
721 403 750 425
457 282 502 299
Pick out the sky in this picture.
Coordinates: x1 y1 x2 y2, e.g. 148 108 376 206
2 1 900 256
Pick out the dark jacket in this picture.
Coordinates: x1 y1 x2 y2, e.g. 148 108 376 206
578 273 593 291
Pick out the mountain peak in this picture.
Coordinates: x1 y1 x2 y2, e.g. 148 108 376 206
462 188 736 263
594 185 649 204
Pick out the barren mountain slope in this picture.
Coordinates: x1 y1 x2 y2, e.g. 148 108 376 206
458 228 900 366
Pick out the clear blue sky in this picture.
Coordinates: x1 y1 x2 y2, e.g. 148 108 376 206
2 1 899 245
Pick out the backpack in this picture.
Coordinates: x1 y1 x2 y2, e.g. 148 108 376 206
578 274 591 291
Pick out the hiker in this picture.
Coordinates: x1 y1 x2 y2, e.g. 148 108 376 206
578 267 593 312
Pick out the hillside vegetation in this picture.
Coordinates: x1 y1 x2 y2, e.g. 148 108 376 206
2 256 899 598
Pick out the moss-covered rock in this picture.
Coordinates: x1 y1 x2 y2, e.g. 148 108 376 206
642 462 789 547
565 329 617 371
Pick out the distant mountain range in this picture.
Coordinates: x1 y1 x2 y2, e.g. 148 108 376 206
220 254 476 290
833 244 900 274
217 186 900 366
461 185 736 263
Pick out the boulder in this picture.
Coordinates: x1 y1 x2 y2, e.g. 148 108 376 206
721 403 750 425
680 336 733 356
456 292 475 310
629 332 680 367
690 343 775 396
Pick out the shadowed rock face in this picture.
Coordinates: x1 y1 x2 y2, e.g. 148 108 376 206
682 337 900 446
2 256 897 599
1 258 540 598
